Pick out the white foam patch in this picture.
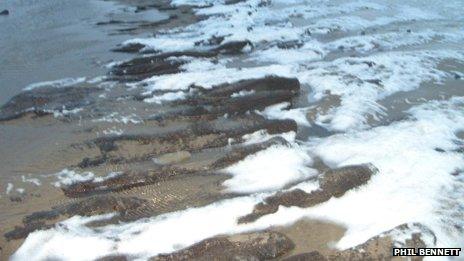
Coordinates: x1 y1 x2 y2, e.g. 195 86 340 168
6 183 14 194
11 213 118 261
141 63 294 92
223 144 315 193
120 0 464 130
102 127 124 136
325 29 464 54
230 89 255 98
92 172 122 183
288 179 319 193
12 196 264 261
298 50 464 130
120 0 306 53
304 97 464 249
241 130 296 145
144 91 188 104
122 0 446 54
23 77 87 91
22 175 41 186
247 45 324 65
259 102 311 126
49 107 83 118
51 169 122 187
51 169 96 187
93 112 143 124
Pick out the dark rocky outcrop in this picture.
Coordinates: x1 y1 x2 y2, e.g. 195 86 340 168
239 164 377 223
0 86 101 121
152 231 294 260
0 9 9 15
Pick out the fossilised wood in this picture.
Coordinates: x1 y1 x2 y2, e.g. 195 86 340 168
78 116 297 168
148 76 301 121
282 251 327 261
0 86 101 121
238 164 377 223
4 195 149 240
110 40 252 81
152 231 294 261
62 167 193 197
68 137 291 197
202 76 300 98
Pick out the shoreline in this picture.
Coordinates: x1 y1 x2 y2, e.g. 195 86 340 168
1 0 463 259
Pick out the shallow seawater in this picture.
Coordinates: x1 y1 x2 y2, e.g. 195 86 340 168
0 0 166 104
2 0 464 260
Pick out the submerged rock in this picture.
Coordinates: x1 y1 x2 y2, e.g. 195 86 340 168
239 164 377 223
152 231 294 260
0 86 101 121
